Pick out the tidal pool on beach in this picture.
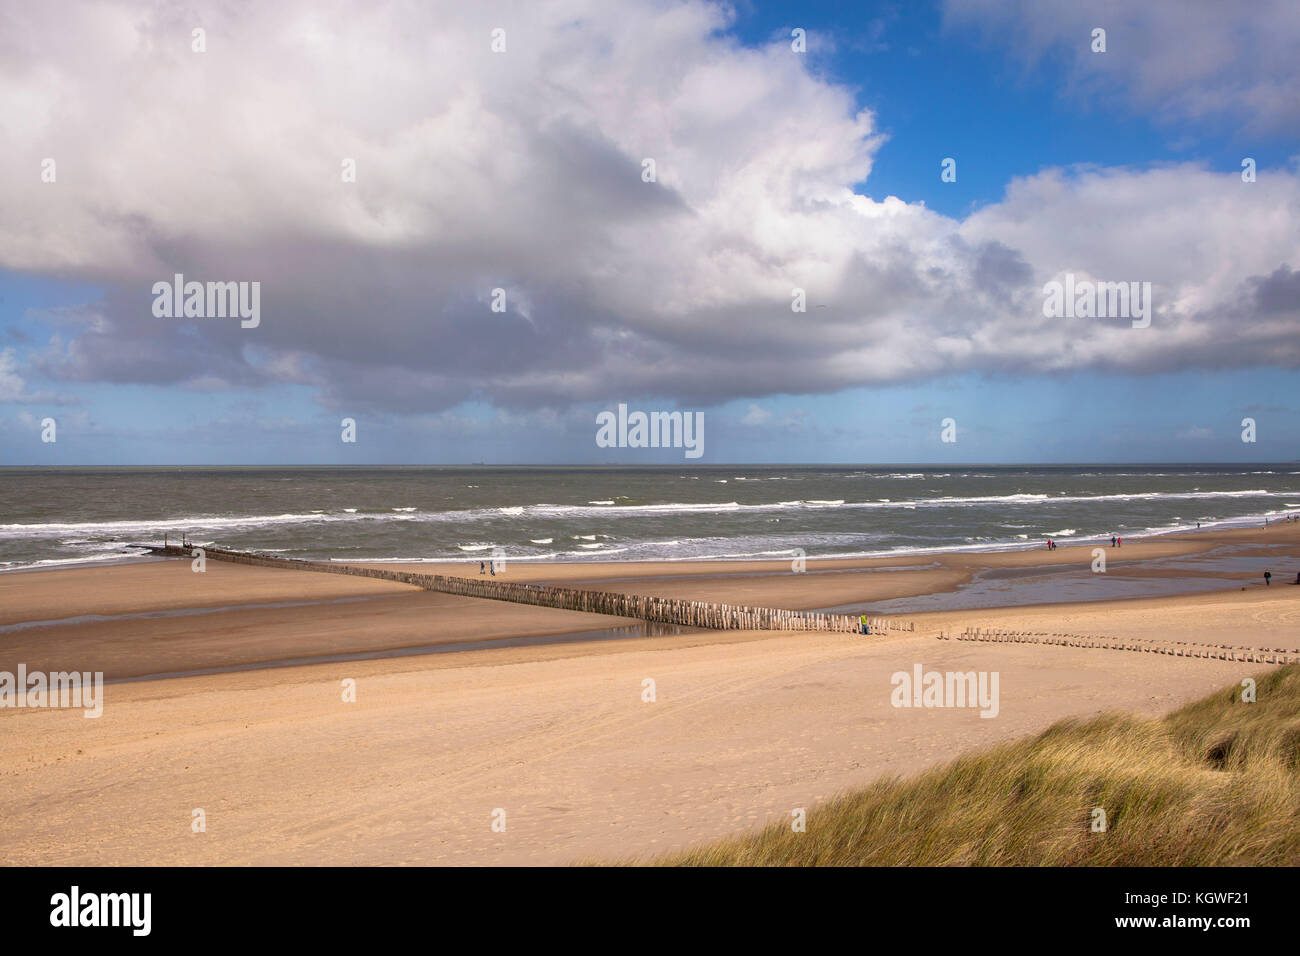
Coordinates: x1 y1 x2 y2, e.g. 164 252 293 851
822 547 1295 615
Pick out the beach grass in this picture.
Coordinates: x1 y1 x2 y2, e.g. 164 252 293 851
643 664 1300 866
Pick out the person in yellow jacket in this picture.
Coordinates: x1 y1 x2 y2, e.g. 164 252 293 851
860 614 870 635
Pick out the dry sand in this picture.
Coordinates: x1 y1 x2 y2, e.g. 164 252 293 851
1 521 1297 865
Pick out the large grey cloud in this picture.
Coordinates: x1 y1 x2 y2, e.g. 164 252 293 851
1 0 1298 415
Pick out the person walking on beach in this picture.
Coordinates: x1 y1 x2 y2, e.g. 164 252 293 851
1117 537 1122 548
490 561 496 576
1264 570 1272 587
1110 535 1117 548
860 614 869 635
479 561 485 574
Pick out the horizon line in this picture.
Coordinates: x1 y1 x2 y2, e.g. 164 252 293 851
3 461 1298 469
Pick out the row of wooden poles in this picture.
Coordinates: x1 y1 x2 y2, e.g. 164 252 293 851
940 626 1299 664
162 545 915 634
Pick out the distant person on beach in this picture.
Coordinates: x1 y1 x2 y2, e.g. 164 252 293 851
479 561 485 574
1294 571 1300 585
1110 535 1117 547
1264 570 1271 587
490 561 496 576
1046 539 1052 550
1117 537 1122 547
860 614 869 635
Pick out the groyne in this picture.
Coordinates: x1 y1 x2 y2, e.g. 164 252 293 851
939 626 1299 664
145 544 915 634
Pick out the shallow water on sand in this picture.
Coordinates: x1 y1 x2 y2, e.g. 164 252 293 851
829 547 1295 614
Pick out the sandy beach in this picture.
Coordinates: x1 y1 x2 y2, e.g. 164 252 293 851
2 521 1298 865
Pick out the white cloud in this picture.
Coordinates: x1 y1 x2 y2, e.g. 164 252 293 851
0 0 1296 415
0 349 27 401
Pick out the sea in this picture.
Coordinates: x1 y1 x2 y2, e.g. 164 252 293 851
2 464 1298 572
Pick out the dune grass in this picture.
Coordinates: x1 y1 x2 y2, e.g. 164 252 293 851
648 664 1300 866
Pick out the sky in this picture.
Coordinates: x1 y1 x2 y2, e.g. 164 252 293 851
1 0 1297 465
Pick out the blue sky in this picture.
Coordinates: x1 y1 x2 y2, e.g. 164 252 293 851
732 0 1296 218
2 0 1297 464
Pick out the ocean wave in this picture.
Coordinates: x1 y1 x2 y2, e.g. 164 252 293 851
22 502 1263 570
557 546 628 557
1 551 153 570
0 489 1289 543
0 511 341 538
